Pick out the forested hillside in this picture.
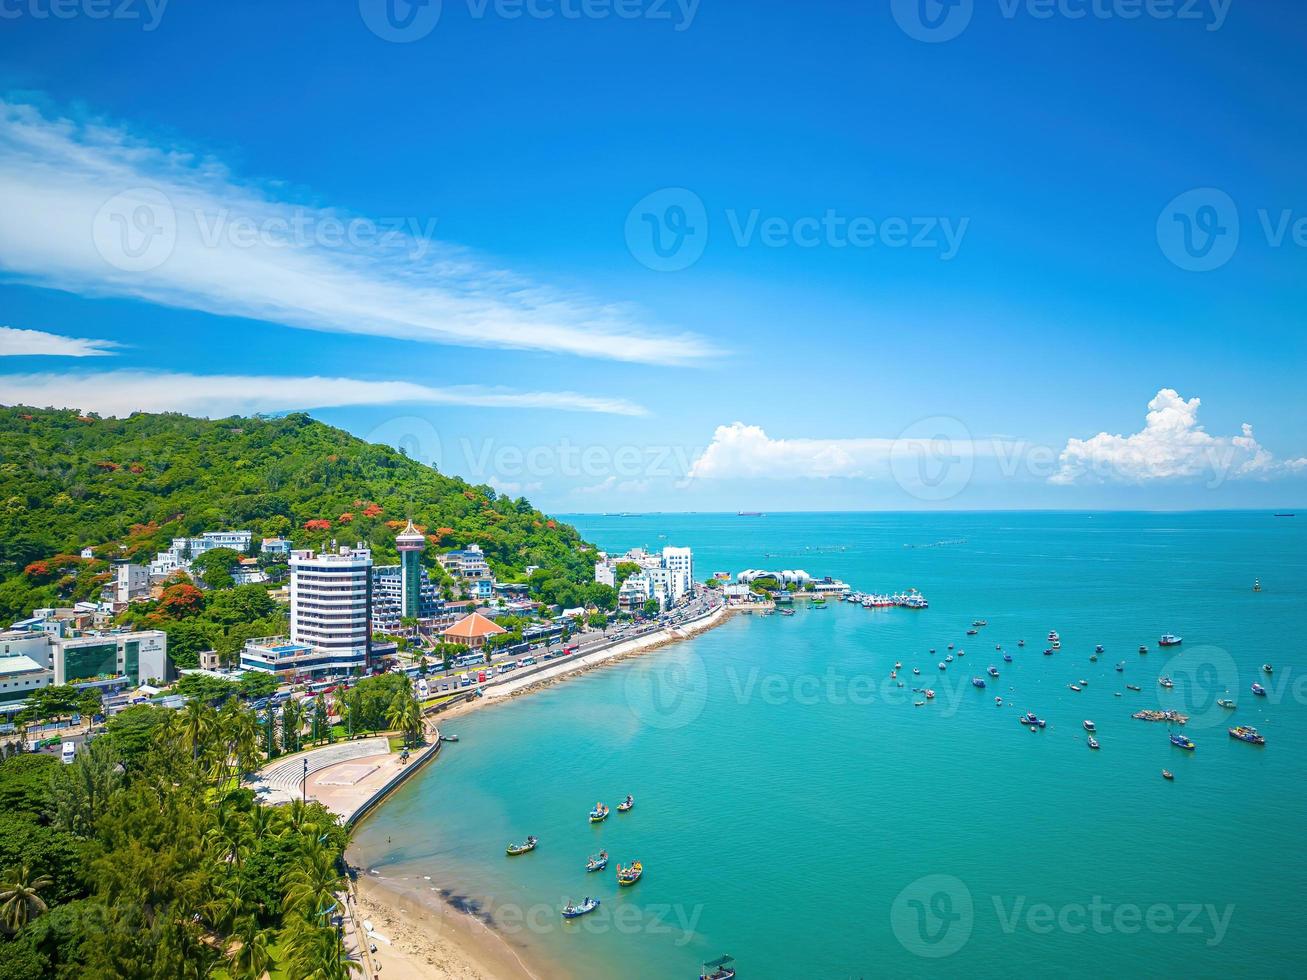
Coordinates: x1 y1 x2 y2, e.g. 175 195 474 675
0 407 595 621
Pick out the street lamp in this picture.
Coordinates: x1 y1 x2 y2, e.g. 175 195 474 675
302 757 309 803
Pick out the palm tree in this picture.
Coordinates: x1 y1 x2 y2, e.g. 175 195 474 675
179 698 215 766
229 915 273 980
280 699 304 755
0 863 52 932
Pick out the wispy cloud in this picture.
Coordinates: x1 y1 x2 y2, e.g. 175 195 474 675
0 99 713 365
1052 388 1307 484
0 370 647 417
0 325 120 357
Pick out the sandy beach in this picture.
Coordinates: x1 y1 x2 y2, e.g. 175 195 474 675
344 602 733 979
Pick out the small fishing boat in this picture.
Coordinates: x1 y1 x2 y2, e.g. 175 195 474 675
945 654 954 663
1253 578 1261 592
1095 644 1104 654
994 696 1003 705
914 700 925 706
1052 640 1062 650
586 851 609 872
1138 645 1148 654
1048 630 1059 641
912 667 921 675
895 662 903 670
957 649 966 657
925 689 935 699
1018 639 1025 647
972 677 986 689
1087 736 1100 750
973 619 988 627
1158 677 1174 689
1159 634 1183 647
1078 679 1088 687
506 836 538 856
987 666 999 677
440 733 460 742
1251 683 1267 696
1170 733 1196 751
1043 648 1054 656
1083 720 1096 732
589 803 610 822
701 954 737 980
1229 726 1265 745
995 644 1002 651
1162 769 1174 780
1020 712 1046 728
1003 654 1013 662
1217 698 1236 709
1115 662 1125 672
1126 684 1142 692
967 629 978 636
1262 664 1273 674
1089 654 1098 662
890 671 897 679
616 861 643 886
562 897 600 918
617 795 634 812
945 644 952 650
938 662 947 671
1068 684 1082 692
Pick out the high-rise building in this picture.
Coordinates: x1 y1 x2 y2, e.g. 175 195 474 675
289 545 372 674
395 519 426 620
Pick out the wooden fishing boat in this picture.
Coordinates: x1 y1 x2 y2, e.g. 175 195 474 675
701 954 736 980
506 836 538 856
589 802 609 822
562 897 600 918
617 795 634 812
616 861 643 886
586 851 608 872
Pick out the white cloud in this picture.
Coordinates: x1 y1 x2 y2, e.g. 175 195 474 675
0 325 119 357
687 421 1005 480
0 370 646 418
1052 388 1307 485
0 100 713 366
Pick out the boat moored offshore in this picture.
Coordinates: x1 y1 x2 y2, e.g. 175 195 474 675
1159 634 1183 647
1170 733 1196 751
1229 726 1266 745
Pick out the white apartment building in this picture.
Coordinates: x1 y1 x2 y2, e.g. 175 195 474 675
595 545 694 605
287 545 372 675
149 530 253 579
113 562 150 604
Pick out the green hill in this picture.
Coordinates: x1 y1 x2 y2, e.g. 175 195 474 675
0 406 598 621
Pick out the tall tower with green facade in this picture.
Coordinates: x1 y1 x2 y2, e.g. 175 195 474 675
395 519 426 620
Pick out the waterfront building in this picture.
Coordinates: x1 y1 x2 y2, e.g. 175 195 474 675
239 638 319 678
396 519 426 620
289 545 373 675
441 611 507 650
595 545 695 604
371 564 441 633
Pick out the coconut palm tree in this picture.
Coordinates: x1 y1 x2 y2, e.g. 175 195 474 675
178 698 215 766
0 863 52 932
229 915 274 980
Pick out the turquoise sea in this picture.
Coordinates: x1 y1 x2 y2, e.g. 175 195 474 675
352 512 1307 979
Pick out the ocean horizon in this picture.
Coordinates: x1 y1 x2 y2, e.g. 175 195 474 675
353 511 1306 978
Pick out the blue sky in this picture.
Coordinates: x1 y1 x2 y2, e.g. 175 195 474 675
0 0 1304 510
